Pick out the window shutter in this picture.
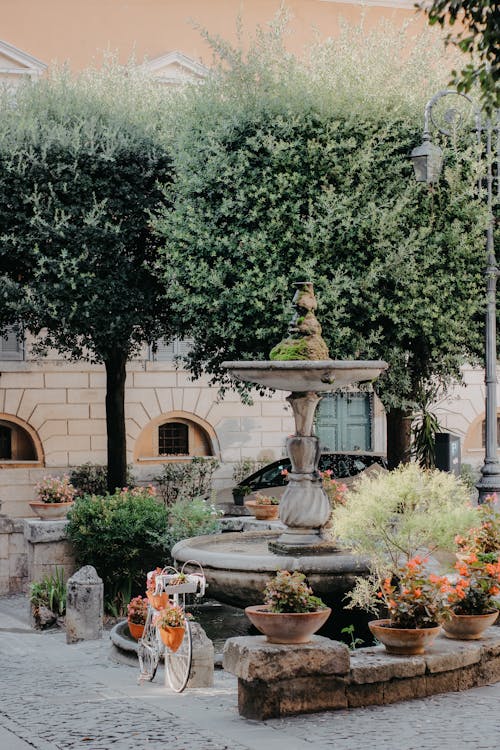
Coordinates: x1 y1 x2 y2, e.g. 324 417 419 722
0 328 23 361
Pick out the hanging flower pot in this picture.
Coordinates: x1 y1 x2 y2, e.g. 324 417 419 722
158 625 185 652
146 591 169 610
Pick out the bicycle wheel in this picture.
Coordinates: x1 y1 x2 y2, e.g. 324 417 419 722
138 614 162 683
165 619 192 692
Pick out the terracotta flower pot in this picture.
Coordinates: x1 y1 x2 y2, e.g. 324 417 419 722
29 501 74 520
442 610 499 640
158 625 185 652
245 604 331 644
127 620 145 641
368 619 441 655
146 591 169 610
245 502 280 521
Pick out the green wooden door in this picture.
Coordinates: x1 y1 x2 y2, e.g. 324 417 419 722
315 393 372 451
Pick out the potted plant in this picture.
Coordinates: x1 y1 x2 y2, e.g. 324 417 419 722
367 557 451 654
146 567 169 611
245 569 331 643
442 497 500 639
154 603 190 652
127 596 148 640
245 493 280 521
332 464 478 652
232 484 253 506
29 475 77 520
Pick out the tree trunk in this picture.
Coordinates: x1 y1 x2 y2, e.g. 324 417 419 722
105 351 128 493
386 407 412 469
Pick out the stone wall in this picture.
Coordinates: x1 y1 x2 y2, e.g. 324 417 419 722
0 514 26 594
0 516 75 594
224 630 500 719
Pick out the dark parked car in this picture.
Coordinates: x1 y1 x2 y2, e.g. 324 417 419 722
233 452 388 503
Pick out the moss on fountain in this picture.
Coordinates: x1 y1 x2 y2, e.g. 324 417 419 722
269 282 330 362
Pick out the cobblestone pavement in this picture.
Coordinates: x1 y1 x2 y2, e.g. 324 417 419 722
1 596 500 750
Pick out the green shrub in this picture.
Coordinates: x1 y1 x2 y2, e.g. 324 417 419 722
30 567 66 625
66 487 169 614
69 463 136 497
153 457 220 506
167 496 222 548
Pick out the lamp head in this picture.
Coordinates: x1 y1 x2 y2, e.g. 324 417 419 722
410 137 443 184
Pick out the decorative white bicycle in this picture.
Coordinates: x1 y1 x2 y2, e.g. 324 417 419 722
137 561 206 692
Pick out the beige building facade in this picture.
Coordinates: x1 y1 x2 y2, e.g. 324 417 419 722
0 1 492 519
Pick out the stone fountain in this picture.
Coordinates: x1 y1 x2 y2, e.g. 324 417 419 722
173 282 387 638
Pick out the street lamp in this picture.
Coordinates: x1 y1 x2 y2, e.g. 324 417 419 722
410 89 499 502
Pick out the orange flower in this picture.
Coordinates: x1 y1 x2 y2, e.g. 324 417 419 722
413 588 422 598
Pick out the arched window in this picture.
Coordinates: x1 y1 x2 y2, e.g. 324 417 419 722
0 425 12 459
0 417 41 465
158 422 189 456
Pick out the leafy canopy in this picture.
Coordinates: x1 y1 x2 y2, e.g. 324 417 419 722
420 0 500 113
0 62 176 361
156 19 487 412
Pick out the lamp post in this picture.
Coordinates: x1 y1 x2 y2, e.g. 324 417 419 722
410 90 499 502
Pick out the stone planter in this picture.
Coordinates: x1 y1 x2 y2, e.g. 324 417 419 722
368 619 441 655
245 604 331 644
245 502 280 521
29 501 74 520
442 610 499 640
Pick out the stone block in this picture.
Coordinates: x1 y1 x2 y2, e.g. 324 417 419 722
238 675 347 720
44 372 88 388
181 388 201 414
381 676 427 704
478 655 500 684
425 669 460 696
223 636 350 683
68 419 106 436
478 632 500 658
347 682 385 708
66 565 103 643
24 519 69 544
89 372 106 388
133 372 177 389
44 434 90 453
0 373 44 389
90 403 106 419
424 637 481 673
30 403 89 429
349 648 426 683
179 622 214 689
458 664 480 691
67 388 105 404
17 389 67 422
0 534 8 559
155 388 174 415
38 420 69 439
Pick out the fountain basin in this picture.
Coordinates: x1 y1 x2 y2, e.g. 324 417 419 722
173 531 373 640
222 360 387 392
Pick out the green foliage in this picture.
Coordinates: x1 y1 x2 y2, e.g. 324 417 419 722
263 570 327 613
269 339 309 361
341 624 364 650
69 463 136 497
332 463 477 572
153 457 220 506
460 463 480 494
66 488 170 614
411 385 443 469
0 63 176 489
232 457 267 484
166 496 221 549
30 567 66 621
156 20 487 417
421 0 499 113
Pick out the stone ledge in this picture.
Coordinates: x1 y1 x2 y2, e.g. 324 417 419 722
224 629 500 719
224 635 350 682
23 519 69 544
